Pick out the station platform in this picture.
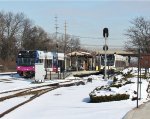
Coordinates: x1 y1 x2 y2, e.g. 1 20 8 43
123 101 150 119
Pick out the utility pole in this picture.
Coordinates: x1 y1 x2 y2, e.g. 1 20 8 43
55 16 59 39
64 21 67 49
55 16 59 78
63 21 67 79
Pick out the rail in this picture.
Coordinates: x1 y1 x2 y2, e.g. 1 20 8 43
0 80 85 118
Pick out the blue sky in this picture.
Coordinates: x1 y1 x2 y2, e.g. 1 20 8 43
0 0 150 49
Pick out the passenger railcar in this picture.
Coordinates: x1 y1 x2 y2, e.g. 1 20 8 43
100 54 128 72
16 50 64 77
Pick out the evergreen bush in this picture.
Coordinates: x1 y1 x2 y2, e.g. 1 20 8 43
110 84 122 88
89 94 130 103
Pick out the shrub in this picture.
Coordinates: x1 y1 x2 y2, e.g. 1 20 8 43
123 72 134 78
140 75 148 79
113 77 118 83
123 81 134 85
75 81 85 86
132 97 137 101
95 86 104 91
110 84 122 88
117 71 123 75
89 94 130 103
94 85 111 91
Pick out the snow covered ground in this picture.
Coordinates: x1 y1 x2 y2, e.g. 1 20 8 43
0 68 149 119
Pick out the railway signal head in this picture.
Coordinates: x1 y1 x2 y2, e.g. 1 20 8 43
103 45 108 51
103 28 109 37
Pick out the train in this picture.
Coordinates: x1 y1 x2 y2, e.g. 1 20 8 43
100 54 129 72
16 50 64 77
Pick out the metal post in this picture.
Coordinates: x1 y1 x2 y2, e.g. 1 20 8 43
58 67 59 79
70 44 73 67
104 36 107 80
92 56 93 71
98 52 100 71
50 71 51 80
103 28 108 81
139 49 141 100
63 49 65 79
60 72 61 79
63 44 65 78
75 52 78 71
137 48 140 108
58 71 59 79
44 49 47 79
63 21 67 79
56 43 59 79
70 47 72 67
140 63 141 99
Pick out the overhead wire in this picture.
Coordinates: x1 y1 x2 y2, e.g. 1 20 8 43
50 32 126 49
57 32 124 40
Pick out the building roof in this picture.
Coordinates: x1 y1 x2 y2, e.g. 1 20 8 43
97 49 134 56
67 51 92 57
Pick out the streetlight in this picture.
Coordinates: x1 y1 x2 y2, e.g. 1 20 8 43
103 28 109 80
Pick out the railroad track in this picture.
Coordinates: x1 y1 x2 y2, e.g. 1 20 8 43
0 85 58 118
0 80 81 118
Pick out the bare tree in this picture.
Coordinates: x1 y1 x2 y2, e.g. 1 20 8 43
57 34 81 53
0 10 57 70
0 11 81 63
22 26 53 51
68 37 80 52
125 17 150 53
0 11 6 52
0 11 25 60
21 18 33 50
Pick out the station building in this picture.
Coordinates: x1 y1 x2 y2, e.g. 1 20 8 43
65 49 135 71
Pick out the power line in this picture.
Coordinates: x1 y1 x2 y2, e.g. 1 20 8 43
57 32 125 40
58 32 103 39
80 44 125 48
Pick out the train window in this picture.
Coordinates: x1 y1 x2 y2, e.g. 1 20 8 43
101 54 115 66
18 51 36 58
38 59 43 63
17 58 35 66
46 59 52 68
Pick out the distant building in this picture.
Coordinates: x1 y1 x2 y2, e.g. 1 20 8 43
140 54 150 68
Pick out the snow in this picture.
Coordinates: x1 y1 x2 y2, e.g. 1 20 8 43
0 74 69 92
0 95 33 114
0 68 149 119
